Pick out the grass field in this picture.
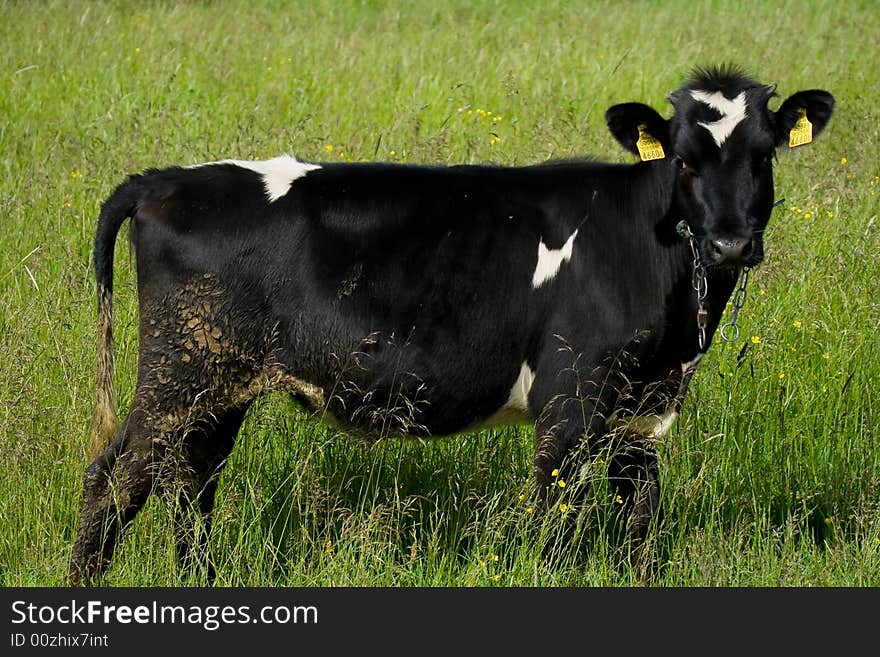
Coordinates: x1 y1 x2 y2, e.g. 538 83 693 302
1 0 878 586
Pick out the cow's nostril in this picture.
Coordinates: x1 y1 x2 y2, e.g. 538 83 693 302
709 237 751 264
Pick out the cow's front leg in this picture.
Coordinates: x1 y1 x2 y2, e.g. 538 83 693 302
607 435 661 576
530 362 616 556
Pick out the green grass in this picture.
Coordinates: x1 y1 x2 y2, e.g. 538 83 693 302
1 0 878 586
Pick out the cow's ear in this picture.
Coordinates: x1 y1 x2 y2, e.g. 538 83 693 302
773 90 835 148
605 103 670 159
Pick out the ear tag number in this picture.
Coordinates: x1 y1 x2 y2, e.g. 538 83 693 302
789 108 813 147
636 124 666 161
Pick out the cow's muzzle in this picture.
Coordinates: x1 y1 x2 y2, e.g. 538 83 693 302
704 235 760 268
706 235 753 266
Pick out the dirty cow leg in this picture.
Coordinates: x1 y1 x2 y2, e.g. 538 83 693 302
164 405 250 584
607 436 662 575
69 404 166 585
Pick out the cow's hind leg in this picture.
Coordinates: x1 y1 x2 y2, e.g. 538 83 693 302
69 403 166 585
165 405 250 584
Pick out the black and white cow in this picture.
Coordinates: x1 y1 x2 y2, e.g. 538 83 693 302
70 66 834 583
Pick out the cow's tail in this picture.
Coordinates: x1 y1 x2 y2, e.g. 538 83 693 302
89 178 141 458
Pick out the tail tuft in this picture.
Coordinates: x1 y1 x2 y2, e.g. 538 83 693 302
88 178 141 458
89 286 118 458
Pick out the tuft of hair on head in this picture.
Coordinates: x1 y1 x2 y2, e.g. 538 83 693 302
685 64 758 92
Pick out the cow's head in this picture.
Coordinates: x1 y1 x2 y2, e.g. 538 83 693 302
605 66 834 268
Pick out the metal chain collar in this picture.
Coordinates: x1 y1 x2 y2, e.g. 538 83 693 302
675 220 753 350
675 199 783 350
676 220 709 349
719 267 750 342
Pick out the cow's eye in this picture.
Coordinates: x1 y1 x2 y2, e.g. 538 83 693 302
675 157 698 178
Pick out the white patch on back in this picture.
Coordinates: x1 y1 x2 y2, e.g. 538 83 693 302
532 229 578 288
482 362 536 427
690 90 748 147
189 154 321 202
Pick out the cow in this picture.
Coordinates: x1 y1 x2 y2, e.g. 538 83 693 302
69 66 834 583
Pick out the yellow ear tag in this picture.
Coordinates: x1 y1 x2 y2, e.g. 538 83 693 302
636 124 666 161
789 108 813 147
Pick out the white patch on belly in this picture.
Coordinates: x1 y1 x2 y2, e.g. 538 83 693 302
189 154 321 202
482 362 536 427
681 353 703 373
532 229 578 288
286 375 327 410
606 408 679 440
690 90 747 147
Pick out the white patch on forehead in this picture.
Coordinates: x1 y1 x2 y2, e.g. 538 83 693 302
690 90 748 147
482 362 536 427
532 229 578 288
189 155 321 202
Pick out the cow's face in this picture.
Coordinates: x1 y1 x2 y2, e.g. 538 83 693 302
606 67 834 268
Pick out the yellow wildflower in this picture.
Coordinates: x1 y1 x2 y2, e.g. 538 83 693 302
793 320 802 329
840 157 847 165
750 335 761 344
557 479 566 488
779 372 785 380
559 503 569 513
324 144 334 152
551 469 560 477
